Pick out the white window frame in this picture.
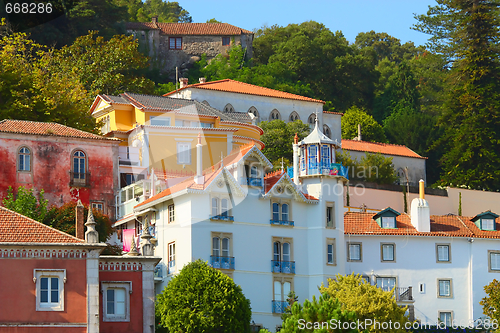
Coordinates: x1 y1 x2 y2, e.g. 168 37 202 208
270 200 292 223
326 202 335 228
34 269 66 311
211 196 231 219
347 242 362 262
482 218 495 230
376 276 396 292
381 216 396 228
168 204 175 223
437 279 452 298
91 201 104 213
489 251 500 272
102 281 131 322
150 116 171 126
438 311 453 327
18 146 32 172
326 238 336 266
436 244 451 263
177 142 191 164
168 242 176 274
381 243 395 262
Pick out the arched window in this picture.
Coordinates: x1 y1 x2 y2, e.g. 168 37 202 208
323 125 331 138
308 114 317 128
72 150 87 183
18 147 31 172
281 204 289 222
202 100 210 106
223 103 235 113
269 109 281 121
248 106 259 123
289 111 300 122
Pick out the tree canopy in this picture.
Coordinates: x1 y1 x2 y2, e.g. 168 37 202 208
341 106 387 143
2 186 48 222
480 279 500 324
156 259 252 333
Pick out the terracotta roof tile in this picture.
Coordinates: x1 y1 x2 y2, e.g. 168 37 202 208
342 139 426 159
323 111 344 116
0 120 117 141
344 212 500 238
0 207 84 243
264 171 285 194
126 22 253 35
165 79 325 104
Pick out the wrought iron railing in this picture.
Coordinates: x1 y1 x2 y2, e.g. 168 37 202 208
210 256 235 270
379 286 413 301
210 215 234 222
272 300 288 314
270 220 294 226
69 172 90 187
271 260 295 274
288 163 349 179
244 177 263 187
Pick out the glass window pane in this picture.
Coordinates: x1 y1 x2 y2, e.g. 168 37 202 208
274 281 281 300
221 199 228 216
281 204 289 221
41 290 48 303
41 277 48 289
349 244 360 260
282 243 290 261
212 198 218 216
438 245 449 261
272 203 279 221
115 289 126 315
327 244 333 263
222 238 229 257
273 242 280 261
492 253 500 270
382 244 394 261
283 282 291 300
213 237 220 256
382 216 395 228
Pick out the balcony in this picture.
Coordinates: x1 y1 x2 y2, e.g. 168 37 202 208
270 220 294 226
116 180 151 219
288 163 349 179
244 177 263 187
69 172 90 187
118 146 140 166
168 260 175 274
210 215 234 222
210 256 235 270
272 300 288 314
271 260 295 274
379 286 414 302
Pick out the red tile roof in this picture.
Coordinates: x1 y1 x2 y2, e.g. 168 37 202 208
263 170 319 201
323 111 344 116
342 139 426 159
344 212 500 239
126 22 253 35
0 120 117 141
0 207 84 243
164 79 325 104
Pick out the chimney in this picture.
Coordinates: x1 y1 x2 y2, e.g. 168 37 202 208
293 133 299 185
75 200 85 240
410 179 430 232
357 124 362 141
179 78 188 88
85 208 99 243
195 132 205 185
151 16 158 24
199 77 206 84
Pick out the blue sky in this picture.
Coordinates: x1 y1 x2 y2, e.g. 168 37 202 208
185 0 438 47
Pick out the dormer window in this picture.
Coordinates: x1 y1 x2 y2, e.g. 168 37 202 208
471 211 498 231
373 207 400 229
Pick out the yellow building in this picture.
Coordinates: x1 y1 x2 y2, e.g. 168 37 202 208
89 92 263 187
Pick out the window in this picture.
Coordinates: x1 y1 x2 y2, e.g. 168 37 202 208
376 277 396 292
326 202 335 228
269 109 281 121
35 269 65 311
71 150 88 186
224 103 235 113
381 216 396 228
289 112 300 122
248 107 259 123
270 201 292 226
323 125 331 138
150 116 171 126
102 282 131 322
381 243 395 262
437 279 452 298
168 242 175 274
489 251 500 272
273 278 292 313
308 114 316 129
18 146 31 171
168 204 175 223
272 238 294 274
211 196 232 221
177 142 191 164
327 238 336 265
436 244 450 262
91 202 104 213
321 145 330 167
222 37 231 46
169 37 182 50
482 218 495 230
211 232 234 269
347 242 362 262
439 311 452 327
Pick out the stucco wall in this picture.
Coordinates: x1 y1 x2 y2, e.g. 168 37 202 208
0 134 119 219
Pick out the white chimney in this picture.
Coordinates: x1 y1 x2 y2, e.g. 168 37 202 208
179 78 188 88
410 179 430 232
194 132 204 185
293 133 299 185
199 77 206 84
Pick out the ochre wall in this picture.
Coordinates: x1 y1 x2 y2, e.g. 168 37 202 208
99 271 143 333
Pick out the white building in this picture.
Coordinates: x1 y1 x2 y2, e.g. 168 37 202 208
165 78 343 143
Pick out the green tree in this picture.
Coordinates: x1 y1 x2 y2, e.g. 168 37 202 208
0 26 98 132
420 0 500 190
206 18 222 23
480 279 500 324
319 273 409 333
135 0 192 23
279 293 362 332
2 186 48 222
337 152 398 185
55 31 155 96
341 106 387 143
42 201 114 243
156 259 251 333
355 30 422 64
259 120 311 166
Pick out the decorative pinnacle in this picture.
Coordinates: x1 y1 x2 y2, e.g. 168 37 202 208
128 236 139 256
77 199 83 207
85 208 96 230
198 132 202 145
141 218 152 240
294 133 298 145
